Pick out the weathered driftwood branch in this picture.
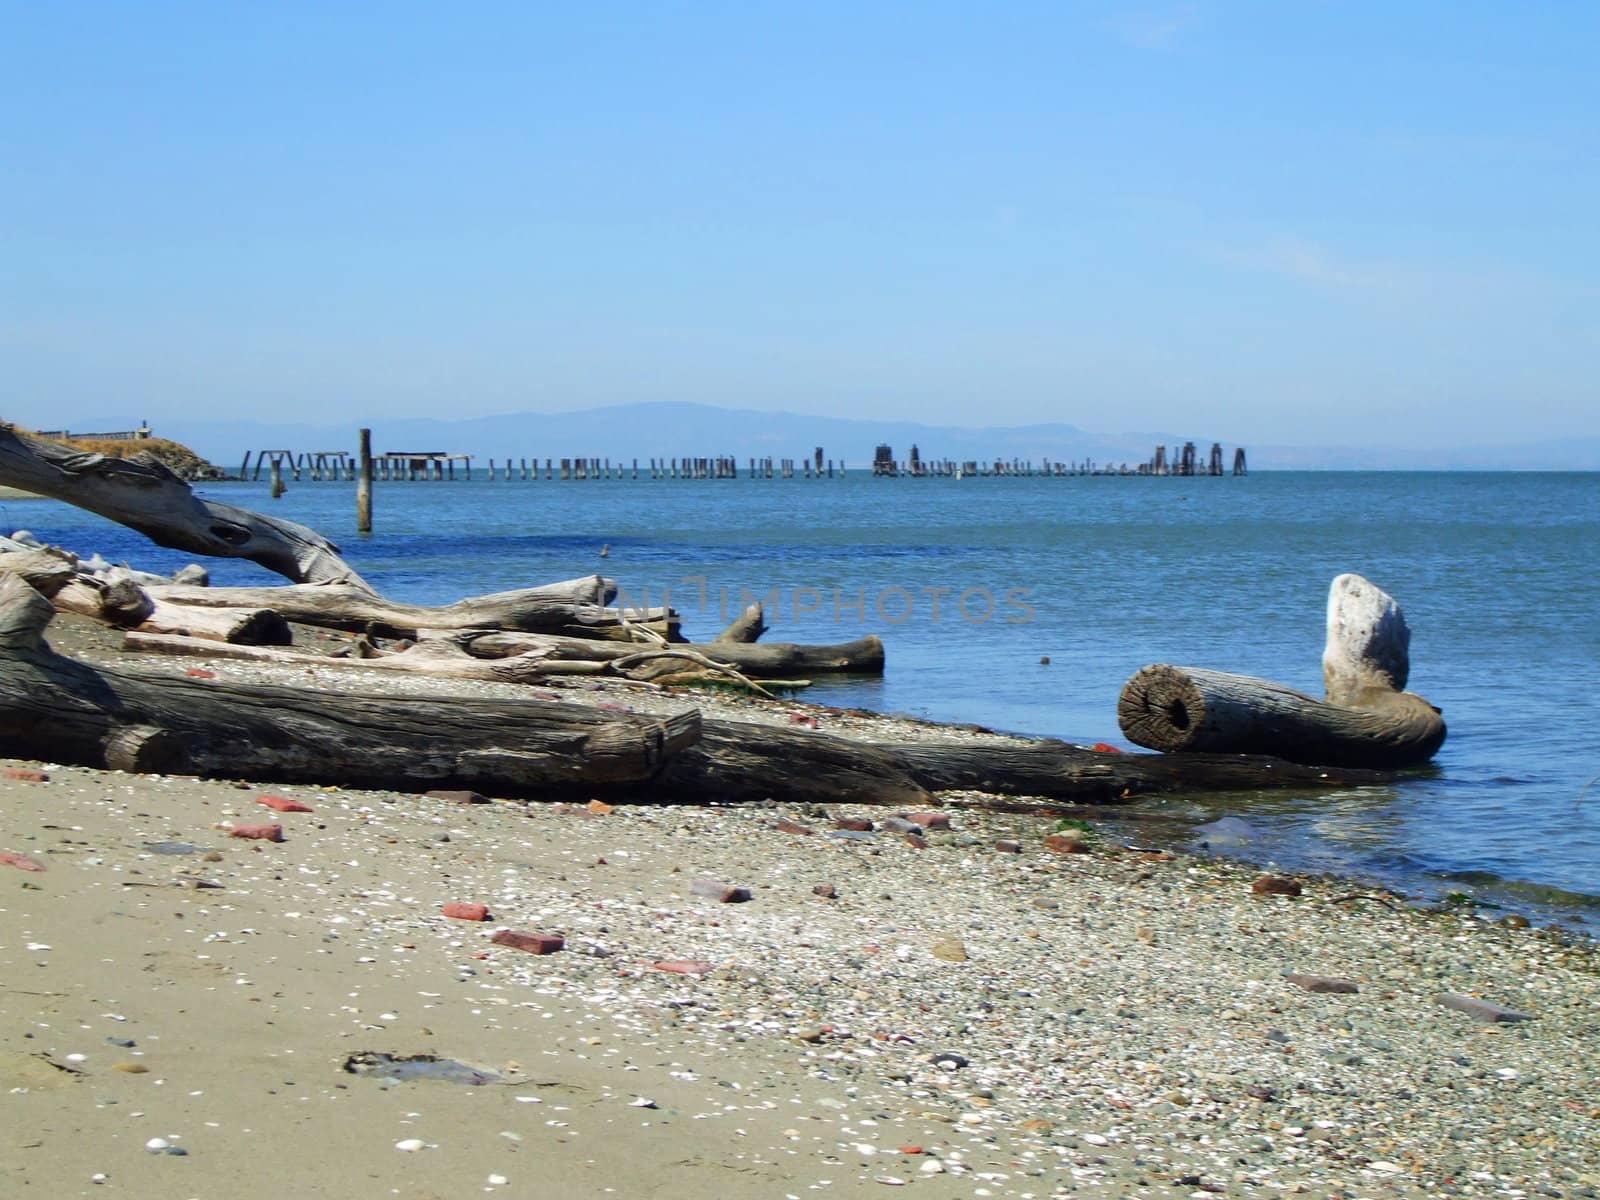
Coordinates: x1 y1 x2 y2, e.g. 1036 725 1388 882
0 547 78 597
0 576 700 792
1116 574 1446 768
0 424 368 588
0 548 287 644
715 603 768 643
123 630 592 683
143 576 644 639
466 630 885 678
55 575 292 645
122 630 838 698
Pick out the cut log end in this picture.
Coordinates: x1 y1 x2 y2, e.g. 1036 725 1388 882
103 725 190 774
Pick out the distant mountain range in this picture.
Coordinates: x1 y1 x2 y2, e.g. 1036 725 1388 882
59 402 1600 471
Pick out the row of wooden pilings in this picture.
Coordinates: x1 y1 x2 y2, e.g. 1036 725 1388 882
869 441 1248 478
244 449 847 484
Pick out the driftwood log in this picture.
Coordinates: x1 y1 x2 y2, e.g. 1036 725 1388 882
0 576 698 791
141 577 678 640
0 547 288 645
1116 574 1446 768
54 576 293 646
0 424 368 588
124 624 881 686
715 603 769 643
466 630 885 677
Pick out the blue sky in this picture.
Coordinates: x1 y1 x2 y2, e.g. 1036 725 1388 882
3 2 1597 449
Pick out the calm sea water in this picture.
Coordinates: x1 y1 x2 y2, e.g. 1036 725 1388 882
8 470 1599 927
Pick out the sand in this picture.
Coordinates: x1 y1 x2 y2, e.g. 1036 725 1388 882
3 754 1598 1200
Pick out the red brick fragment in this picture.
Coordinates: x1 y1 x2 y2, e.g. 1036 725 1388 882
1284 972 1359 994
897 1145 924 1156
184 667 217 679
586 799 614 815
256 794 313 813
490 929 564 955
1043 833 1091 854
905 812 951 830
690 878 752 903
653 959 714 975
788 713 820 729
775 818 814 835
903 833 929 850
228 823 285 842
2 767 48 782
0 851 46 872
1252 875 1302 897
551 802 599 819
443 902 490 922
834 817 874 832
994 840 1023 854
1091 742 1121 753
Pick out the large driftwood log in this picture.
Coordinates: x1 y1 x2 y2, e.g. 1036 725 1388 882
886 737 1388 799
0 424 368 588
1116 574 1446 768
0 576 699 792
652 725 1387 806
144 576 646 638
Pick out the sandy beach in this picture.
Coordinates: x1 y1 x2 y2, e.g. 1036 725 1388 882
3 625 1597 1200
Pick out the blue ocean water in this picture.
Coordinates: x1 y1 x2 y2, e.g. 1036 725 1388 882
8 470 1599 926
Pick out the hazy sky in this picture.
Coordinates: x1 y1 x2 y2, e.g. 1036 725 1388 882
4 2 1597 448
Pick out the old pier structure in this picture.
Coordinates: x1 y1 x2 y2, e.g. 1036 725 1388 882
237 440 1246 482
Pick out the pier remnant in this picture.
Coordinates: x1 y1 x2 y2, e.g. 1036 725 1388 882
356 428 373 533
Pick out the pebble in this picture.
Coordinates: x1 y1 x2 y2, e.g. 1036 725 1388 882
1283 972 1360 994
1437 992 1534 1023
394 1139 428 1152
1252 875 1303 897
690 878 752 903
227 823 285 842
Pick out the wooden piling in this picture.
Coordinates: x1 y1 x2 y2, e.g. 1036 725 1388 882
356 428 373 532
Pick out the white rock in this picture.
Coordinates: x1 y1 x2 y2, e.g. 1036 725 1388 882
394 1138 428 1152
